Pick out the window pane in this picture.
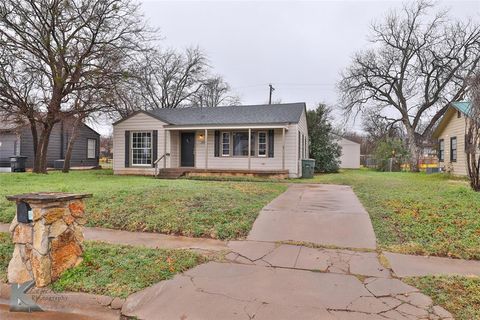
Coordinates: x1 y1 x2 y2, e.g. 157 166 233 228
258 132 267 156
222 132 230 156
233 132 249 156
132 132 152 165
87 139 96 159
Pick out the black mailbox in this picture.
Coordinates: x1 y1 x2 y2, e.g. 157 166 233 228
17 202 32 223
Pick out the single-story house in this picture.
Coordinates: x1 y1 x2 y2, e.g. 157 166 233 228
432 101 471 176
112 103 309 178
338 137 360 169
0 119 100 171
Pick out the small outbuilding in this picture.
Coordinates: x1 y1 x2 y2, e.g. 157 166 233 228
338 137 360 169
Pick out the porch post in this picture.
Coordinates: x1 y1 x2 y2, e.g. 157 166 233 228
163 130 167 169
282 127 286 171
248 128 251 170
204 129 208 169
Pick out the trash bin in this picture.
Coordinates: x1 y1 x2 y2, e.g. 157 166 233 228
10 156 27 172
301 159 315 178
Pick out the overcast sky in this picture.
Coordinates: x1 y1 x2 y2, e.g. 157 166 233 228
94 0 480 135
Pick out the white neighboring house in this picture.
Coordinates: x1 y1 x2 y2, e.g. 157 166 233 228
338 137 360 169
112 103 310 178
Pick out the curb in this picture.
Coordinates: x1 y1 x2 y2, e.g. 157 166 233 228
0 282 122 319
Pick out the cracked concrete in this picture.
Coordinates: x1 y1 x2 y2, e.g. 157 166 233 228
122 261 453 320
122 184 454 320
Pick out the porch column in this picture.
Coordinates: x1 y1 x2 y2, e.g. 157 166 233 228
282 128 286 171
204 129 208 169
248 128 251 170
163 130 167 169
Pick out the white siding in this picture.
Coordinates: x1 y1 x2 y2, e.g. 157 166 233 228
339 138 360 169
296 109 309 176
436 110 467 176
192 126 300 177
113 112 169 175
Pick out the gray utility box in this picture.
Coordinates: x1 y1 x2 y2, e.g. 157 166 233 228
301 159 316 178
10 156 27 172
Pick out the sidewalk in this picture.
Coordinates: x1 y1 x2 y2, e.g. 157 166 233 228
0 223 227 252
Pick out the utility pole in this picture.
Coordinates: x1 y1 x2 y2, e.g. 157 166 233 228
268 84 275 105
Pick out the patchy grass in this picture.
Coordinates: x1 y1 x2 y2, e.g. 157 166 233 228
405 276 480 320
0 170 286 239
0 233 13 282
52 241 207 298
303 169 480 260
0 234 206 298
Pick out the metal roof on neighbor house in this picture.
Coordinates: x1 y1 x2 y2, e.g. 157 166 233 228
451 101 471 115
144 103 306 125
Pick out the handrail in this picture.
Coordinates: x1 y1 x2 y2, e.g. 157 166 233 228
154 153 170 176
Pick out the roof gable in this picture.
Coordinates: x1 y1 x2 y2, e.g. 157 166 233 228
432 104 467 138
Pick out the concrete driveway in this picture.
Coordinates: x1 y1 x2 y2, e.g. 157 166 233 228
248 184 377 249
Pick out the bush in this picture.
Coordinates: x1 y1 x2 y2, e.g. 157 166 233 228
373 138 409 171
307 104 341 173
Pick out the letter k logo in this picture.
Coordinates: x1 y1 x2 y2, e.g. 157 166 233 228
10 281 43 312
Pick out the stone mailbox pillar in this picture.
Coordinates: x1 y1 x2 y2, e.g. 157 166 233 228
6 192 92 287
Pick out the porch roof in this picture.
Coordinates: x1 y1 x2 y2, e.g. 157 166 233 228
164 123 289 131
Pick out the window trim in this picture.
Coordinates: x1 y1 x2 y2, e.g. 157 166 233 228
438 139 444 162
87 138 96 159
131 131 153 167
450 136 457 162
221 132 230 157
257 131 267 157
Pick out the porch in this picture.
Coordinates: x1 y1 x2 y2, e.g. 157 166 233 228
155 125 292 178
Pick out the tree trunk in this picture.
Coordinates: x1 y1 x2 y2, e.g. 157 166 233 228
34 124 54 174
405 126 420 172
62 119 81 173
28 120 40 173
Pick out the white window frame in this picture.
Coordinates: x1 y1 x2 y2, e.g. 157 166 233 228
221 132 230 156
87 139 96 159
131 131 153 166
257 131 267 157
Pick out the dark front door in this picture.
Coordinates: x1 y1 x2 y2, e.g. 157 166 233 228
181 132 195 167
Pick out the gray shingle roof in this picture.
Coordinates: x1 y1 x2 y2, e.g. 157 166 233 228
145 103 306 125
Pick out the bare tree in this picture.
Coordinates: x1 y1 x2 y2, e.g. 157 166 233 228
189 76 240 107
143 47 209 109
339 0 480 171
0 0 153 173
465 72 480 190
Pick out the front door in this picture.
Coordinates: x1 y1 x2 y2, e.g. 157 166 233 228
181 132 195 167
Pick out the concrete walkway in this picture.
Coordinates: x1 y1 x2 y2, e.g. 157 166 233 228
248 184 377 249
122 185 454 319
385 252 480 278
0 224 227 252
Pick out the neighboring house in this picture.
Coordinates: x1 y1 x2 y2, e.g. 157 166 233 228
338 137 360 169
112 103 309 178
432 101 471 176
0 119 100 170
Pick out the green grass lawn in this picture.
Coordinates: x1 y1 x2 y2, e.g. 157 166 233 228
0 170 286 240
307 169 480 260
52 241 207 298
0 233 207 298
0 233 14 283
405 276 480 320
